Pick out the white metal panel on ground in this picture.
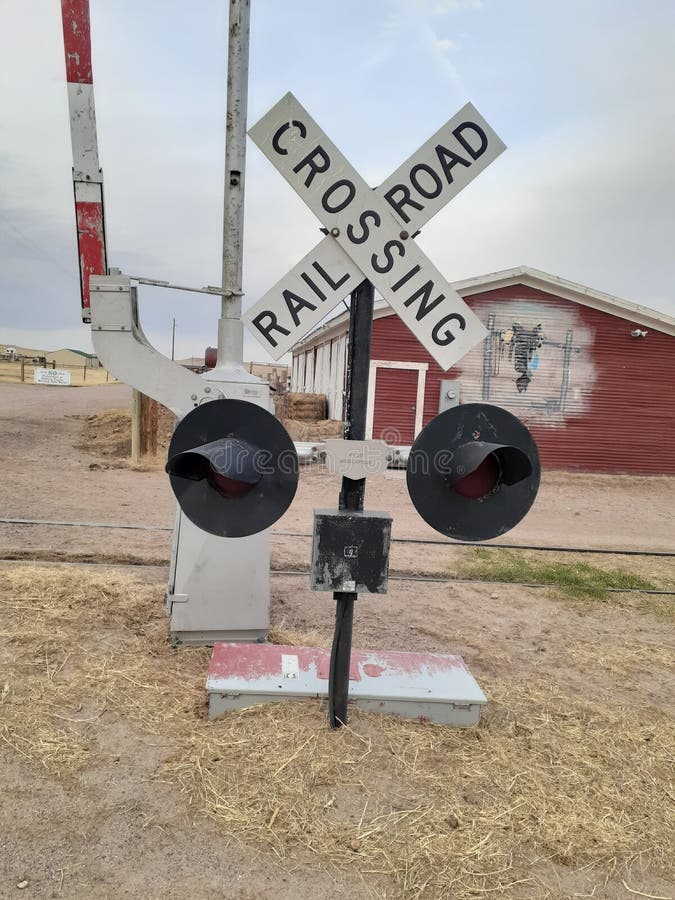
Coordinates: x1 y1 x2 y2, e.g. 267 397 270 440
207 643 486 725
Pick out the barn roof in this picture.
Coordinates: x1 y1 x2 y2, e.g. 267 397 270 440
294 266 675 351
62 348 97 358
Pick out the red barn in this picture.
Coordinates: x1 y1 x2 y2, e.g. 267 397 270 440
290 267 675 474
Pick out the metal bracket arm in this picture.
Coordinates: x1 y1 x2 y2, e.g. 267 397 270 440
89 274 213 417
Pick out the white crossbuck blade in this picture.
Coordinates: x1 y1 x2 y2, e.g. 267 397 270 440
245 93 506 370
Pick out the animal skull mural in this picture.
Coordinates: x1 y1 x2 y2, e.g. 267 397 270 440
454 299 596 425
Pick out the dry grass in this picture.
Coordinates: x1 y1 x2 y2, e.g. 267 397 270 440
75 404 175 470
1 565 674 898
460 549 675 622
0 549 170 566
77 408 132 459
0 361 117 386
567 642 675 677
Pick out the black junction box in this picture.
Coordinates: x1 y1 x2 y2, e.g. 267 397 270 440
310 508 392 594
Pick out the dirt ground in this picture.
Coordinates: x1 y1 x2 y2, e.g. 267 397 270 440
1 382 674 563
1 382 674 899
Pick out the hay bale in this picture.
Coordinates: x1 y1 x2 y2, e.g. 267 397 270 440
283 418 344 441
285 392 327 421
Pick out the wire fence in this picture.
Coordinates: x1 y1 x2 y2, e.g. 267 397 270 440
0 360 118 386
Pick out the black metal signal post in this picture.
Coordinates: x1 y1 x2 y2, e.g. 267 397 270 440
328 279 375 728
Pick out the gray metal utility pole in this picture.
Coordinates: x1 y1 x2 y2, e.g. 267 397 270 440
217 0 251 368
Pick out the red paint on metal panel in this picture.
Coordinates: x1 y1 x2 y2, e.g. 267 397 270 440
316 653 360 681
372 367 418 444
209 644 360 682
369 285 675 475
362 663 385 677
75 200 106 311
211 644 316 680
209 643 466 685
358 650 467 678
61 0 93 84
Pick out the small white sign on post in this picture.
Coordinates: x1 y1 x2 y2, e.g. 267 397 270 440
323 439 390 480
245 93 506 370
34 367 71 386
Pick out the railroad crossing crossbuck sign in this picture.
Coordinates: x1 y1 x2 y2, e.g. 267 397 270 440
244 93 506 370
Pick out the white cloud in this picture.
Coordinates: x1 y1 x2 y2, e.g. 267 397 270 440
363 0 467 84
435 37 459 52
431 0 483 13
420 102 675 316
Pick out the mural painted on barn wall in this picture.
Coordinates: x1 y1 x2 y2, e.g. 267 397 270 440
457 300 596 426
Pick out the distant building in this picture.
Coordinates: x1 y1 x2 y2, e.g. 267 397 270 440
0 344 45 362
44 349 99 368
0 345 101 367
184 353 289 390
246 362 289 391
175 357 207 373
290 267 675 475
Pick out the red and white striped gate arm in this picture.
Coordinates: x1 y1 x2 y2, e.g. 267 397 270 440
61 0 108 322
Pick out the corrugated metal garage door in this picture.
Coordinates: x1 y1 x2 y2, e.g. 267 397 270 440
372 368 418 444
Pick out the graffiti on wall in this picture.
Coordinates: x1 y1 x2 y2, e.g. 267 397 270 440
458 300 596 426
502 322 544 393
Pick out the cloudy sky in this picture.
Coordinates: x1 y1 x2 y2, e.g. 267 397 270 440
1 0 673 362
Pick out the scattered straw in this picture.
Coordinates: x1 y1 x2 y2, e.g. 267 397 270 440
621 882 672 900
1 564 674 898
568 642 675 677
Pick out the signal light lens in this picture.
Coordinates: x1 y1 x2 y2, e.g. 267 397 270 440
452 452 500 499
447 442 533 500
406 404 540 542
209 472 256 498
166 399 298 538
166 436 262 494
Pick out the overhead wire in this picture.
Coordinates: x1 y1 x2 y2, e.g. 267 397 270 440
1 518 673 558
